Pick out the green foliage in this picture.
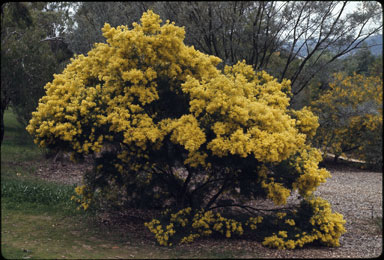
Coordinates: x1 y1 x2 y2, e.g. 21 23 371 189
1 2 73 144
337 45 379 77
66 2 152 55
368 55 383 77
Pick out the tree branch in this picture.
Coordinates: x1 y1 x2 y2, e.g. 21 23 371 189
204 176 230 210
207 203 295 214
40 36 64 42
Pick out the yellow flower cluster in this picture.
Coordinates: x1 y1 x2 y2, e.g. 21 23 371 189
144 219 176 246
180 233 201 244
290 107 319 139
191 210 244 238
182 61 309 163
145 207 193 246
170 207 192 227
245 216 263 230
145 208 245 246
262 231 297 250
146 198 345 249
262 196 346 250
276 212 287 219
285 219 295 226
291 146 331 196
261 180 291 205
256 147 330 203
165 115 208 167
311 72 382 163
307 196 346 247
71 185 92 210
26 10 221 165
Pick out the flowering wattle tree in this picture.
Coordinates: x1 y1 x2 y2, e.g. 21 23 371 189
311 72 382 168
27 11 346 249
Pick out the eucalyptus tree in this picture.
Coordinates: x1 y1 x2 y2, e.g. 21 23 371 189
153 1 382 106
66 1 155 54
1 2 73 143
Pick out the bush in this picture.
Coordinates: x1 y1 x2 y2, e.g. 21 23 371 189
26 10 345 249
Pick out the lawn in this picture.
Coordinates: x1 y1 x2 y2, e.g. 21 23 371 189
1 109 256 259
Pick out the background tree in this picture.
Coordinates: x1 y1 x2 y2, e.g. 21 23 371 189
27 11 346 249
152 1 382 107
368 55 383 77
337 43 377 76
311 72 382 169
65 1 382 109
1 2 33 142
306 45 382 107
1 2 73 143
66 1 154 55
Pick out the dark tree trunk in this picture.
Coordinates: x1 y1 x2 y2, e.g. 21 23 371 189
0 109 4 145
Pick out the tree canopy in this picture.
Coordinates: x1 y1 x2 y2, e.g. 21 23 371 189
1 2 73 143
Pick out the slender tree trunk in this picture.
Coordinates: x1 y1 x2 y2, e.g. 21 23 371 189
0 97 10 145
334 154 339 163
0 108 4 145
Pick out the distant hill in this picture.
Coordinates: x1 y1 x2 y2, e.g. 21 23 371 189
362 34 382 56
285 34 382 58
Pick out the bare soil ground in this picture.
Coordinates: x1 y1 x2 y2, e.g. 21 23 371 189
30 156 382 258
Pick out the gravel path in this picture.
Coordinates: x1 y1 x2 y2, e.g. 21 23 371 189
246 166 383 258
312 167 382 258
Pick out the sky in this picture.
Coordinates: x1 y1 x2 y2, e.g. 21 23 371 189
340 1 383 30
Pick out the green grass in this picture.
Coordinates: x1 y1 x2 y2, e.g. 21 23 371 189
1 110 77 214
2 205 161 259
1 109 257 259
2 179 76 211
1 201 249 259
1 109 44 163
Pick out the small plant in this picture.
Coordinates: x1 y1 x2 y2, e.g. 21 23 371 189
1 178 77 209
372 216 382 234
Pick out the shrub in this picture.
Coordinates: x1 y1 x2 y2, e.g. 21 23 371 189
26 10 345 249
